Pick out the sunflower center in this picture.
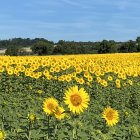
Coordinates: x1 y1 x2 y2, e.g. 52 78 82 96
55 109 61 116
106 111 114 120
70 94 82 106
47 103 55 111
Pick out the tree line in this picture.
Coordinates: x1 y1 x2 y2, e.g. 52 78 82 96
0 37 140 56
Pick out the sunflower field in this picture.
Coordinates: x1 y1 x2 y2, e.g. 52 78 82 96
0 53 140 140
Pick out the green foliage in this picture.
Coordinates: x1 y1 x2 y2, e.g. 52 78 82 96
5 46 19 56
5 46 31 56
136 37 140 52
31 41 54 55
98 40 117 53
1 36 140 55
118 40 137 53
54 40 98 54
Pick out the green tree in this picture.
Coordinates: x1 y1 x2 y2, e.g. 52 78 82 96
31 41 54 55
128 40 137 52
53 44 63 54
136 36 140 52
119 40 137 53
5 46 29 56
5 46 20 56
98 40 116 53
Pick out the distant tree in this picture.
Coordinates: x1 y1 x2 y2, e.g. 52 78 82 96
1 37 140 55
118 43 127 53
128 40 137 52
108 40 118 53
5 46 19 56
136 36 140 42
5 46 29 56
31 41 54 55
119 40 137 53
53 44 63 54
136 36 140 51
56 40 98 54
57 40 65 45
98 40 115 53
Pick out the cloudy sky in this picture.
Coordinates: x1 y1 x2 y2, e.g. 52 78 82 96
0 0 140 42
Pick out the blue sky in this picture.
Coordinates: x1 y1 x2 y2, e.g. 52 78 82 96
0 0 140 42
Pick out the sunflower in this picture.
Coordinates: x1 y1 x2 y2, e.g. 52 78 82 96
64 85 90 114
43 98 59 115
54 106 65 120
108 76 113 81
0 129 5 140
102 106 119 126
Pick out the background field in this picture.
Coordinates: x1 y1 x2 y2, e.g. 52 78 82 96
0 53 140 139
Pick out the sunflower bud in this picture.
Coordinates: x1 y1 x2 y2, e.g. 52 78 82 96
28 113 36 122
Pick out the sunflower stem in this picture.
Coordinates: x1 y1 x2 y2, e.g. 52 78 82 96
47 115 50 139
72 128 75 139
72 126 78 140
72 116 78 140
26 121 31 140
54 119 58 138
